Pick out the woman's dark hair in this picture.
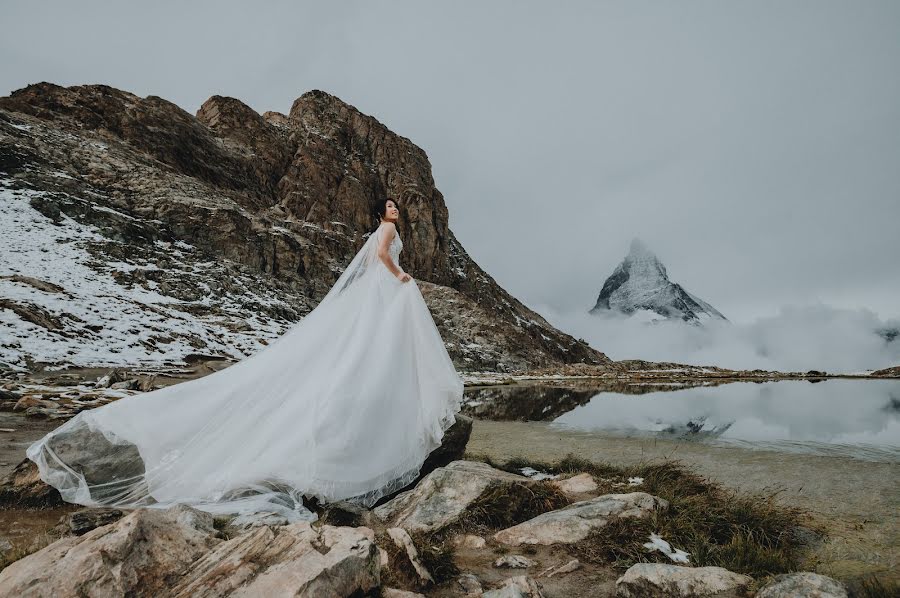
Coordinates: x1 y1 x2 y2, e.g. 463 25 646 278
372 197 399 223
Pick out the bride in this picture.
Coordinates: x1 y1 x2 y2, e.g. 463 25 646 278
25 198 464 522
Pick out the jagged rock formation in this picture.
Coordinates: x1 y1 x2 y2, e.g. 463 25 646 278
0 82 610 373
589 238 727 324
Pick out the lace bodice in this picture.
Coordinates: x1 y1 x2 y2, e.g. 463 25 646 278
389 230 403 263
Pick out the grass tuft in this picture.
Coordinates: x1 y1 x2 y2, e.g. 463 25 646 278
468 452 811 578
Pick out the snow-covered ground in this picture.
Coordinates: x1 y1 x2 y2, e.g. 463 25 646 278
0 183 299 371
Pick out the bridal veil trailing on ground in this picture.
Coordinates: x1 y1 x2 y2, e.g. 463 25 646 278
26 221 464 522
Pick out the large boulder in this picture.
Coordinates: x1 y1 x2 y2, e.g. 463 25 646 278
0 504 219 597
755 572 848 598
374 460 533 534
494 492 667 546
615 563 753 597
172 521 380 597
0 504 381 598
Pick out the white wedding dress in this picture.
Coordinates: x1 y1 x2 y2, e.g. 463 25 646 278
26 221 464 522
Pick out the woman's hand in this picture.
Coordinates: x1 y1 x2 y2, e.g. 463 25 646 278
397 272 412 283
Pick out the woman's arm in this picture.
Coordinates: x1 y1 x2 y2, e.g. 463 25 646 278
377 222 410 281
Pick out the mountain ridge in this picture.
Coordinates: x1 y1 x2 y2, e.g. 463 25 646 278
0 81 611 373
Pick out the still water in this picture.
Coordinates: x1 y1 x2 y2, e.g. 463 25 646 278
463 379 900 462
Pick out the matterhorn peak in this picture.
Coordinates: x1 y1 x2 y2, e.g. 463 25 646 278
590 238 727 324
628 237 652 256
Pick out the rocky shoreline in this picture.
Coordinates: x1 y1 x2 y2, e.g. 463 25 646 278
1 358 896 422
0 416 870 597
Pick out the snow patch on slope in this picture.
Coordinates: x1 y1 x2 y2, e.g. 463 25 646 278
0 184 294 371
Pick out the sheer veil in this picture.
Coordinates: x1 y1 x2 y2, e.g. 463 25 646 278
316 221 389 308
25 218 464 525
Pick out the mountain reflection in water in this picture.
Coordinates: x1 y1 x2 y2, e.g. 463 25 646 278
463 379 900 462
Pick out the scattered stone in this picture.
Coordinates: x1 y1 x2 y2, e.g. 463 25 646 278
374 460 531 534
54 507 125 536
109 378 140 390
542 558 581 577
756 572 848 598
0 458 63 507
453 534 487 549
616 563 753 597
552 473 598 496
483 575 545 598
495 492 667 546
0 538 12 556
387 527 434 586
494 554 536 569
382 589 425 598
458 573 484 595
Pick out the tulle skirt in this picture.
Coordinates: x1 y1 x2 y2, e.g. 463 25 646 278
26 263 464 522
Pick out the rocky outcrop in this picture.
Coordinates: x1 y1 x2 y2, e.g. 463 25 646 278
173 520 380 597
494 492 667 546
615 563 752 597
0 504 221 597
590 238 727 323
0 82 611 373
0 504 381 598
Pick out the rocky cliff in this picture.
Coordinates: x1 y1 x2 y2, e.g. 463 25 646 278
0 82 610 373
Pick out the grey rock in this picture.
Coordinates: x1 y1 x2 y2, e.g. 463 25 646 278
495 492 667 546
615 563 753 597
374 460 531 534
0 504 219 597
482 575 545 598
458 573 484 595
54 507 125 536
756 572 848 598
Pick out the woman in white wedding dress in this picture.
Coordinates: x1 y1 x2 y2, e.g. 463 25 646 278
26 198 464 523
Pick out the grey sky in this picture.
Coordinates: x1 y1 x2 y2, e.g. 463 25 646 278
3 0 899 325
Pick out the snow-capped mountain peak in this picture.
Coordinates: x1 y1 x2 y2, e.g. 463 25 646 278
589 238 727 324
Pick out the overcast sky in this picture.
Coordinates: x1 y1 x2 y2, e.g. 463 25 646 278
3 0 899 325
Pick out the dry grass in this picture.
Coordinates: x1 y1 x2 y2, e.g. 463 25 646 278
849 576 900 598
468 453 811 578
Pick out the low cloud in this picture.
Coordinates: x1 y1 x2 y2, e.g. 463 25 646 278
536 302 900 374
